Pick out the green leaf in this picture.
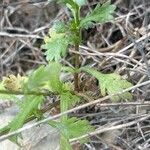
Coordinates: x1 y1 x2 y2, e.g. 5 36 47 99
47 120 73 150
52 21 67 33
42 28 70 61
9 95 44 141
10 95 43 130
26 65 49 91
56 117 94 143
25 62 63 93
81 67 133 102
60 91 80 110
47 62 63 93
80 0 116 28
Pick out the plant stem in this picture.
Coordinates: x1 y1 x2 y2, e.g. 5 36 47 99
74 43 80 92
74 8 81 92
0 89 56 96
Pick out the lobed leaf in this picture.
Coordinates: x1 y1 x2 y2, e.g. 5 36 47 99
9 95 44 141
60 91 80 110
56 117 94 143
47 62 63 93
80 0 116 28
81 67 133 102
25 62 63 93
26 65 50 91
10 96 43 130
42 28 70 61
52 21 67 33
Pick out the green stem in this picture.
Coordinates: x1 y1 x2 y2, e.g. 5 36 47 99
0 89 56 96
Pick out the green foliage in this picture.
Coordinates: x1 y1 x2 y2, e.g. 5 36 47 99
9 95 44 141
47 62 63 93
80 0 116 28
61 117 94 140
42 1 116 62
26 62 63 93
60 90 80 128
26 65 49 91
58 91 93 149
81 67 133 101
55 117 94 145
60 91 80 110
41 22 81 61
52 21 67 33
42 28 70 61
10 95 43 130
